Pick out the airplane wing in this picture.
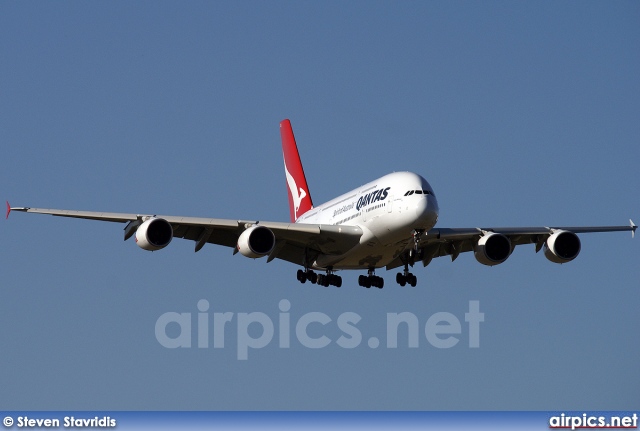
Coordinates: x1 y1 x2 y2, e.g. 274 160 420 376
386 222 637 270
8 203 635 271
7 204 363 267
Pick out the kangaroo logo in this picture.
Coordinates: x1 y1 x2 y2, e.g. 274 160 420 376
285 162 307 219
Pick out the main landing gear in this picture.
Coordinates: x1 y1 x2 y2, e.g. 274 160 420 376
296 267 416 288
358 268 384 289
396 262 417 287
296 268 342 287
296 268 317 284
396 269 417 287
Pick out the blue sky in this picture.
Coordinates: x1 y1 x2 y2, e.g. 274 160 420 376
1 2 638 410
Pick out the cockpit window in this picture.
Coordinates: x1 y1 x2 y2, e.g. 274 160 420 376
405 189 434 196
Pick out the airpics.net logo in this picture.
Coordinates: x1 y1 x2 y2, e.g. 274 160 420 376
155 300 484 360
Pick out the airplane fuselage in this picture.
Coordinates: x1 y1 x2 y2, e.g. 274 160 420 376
296 171 439 270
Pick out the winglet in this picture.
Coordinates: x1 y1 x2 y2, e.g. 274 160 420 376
5 201 10 220
631 219 637 238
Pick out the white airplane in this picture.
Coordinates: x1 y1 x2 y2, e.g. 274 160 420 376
7 119 636 288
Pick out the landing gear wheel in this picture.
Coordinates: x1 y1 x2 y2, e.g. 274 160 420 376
328 274 342 288
373 276 384 289
297 269 319 284
308 271 318 284
358 274 371 288
312 268 341 288
297 269 307 284
397 260 417 287
359 270 383 289
316 274 324 287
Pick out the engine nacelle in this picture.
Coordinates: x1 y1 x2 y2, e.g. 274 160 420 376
236 225 275 258
474 233 512 266
135 218 173 251
544 230 580 263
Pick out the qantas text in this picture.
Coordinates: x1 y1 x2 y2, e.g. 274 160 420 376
356 187 390 211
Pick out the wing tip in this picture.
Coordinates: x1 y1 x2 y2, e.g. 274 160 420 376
5 201 10 220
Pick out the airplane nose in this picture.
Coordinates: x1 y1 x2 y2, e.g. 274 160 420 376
414 197 427 217
415 195 439 227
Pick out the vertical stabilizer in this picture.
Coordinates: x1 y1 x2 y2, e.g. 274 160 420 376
280 119 313 222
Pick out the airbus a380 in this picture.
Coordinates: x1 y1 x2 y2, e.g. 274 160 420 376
7 119 636 288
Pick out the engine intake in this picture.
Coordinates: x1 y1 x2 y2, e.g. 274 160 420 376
237 225 275 258
544 230 580 263
135 218 173 251
474 232 512 266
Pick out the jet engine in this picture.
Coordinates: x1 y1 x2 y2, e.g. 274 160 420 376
474 233 512 266
237 225 275 258
544 230 581 263
135 218 173 251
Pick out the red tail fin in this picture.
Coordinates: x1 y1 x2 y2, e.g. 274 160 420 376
280 119 313 222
